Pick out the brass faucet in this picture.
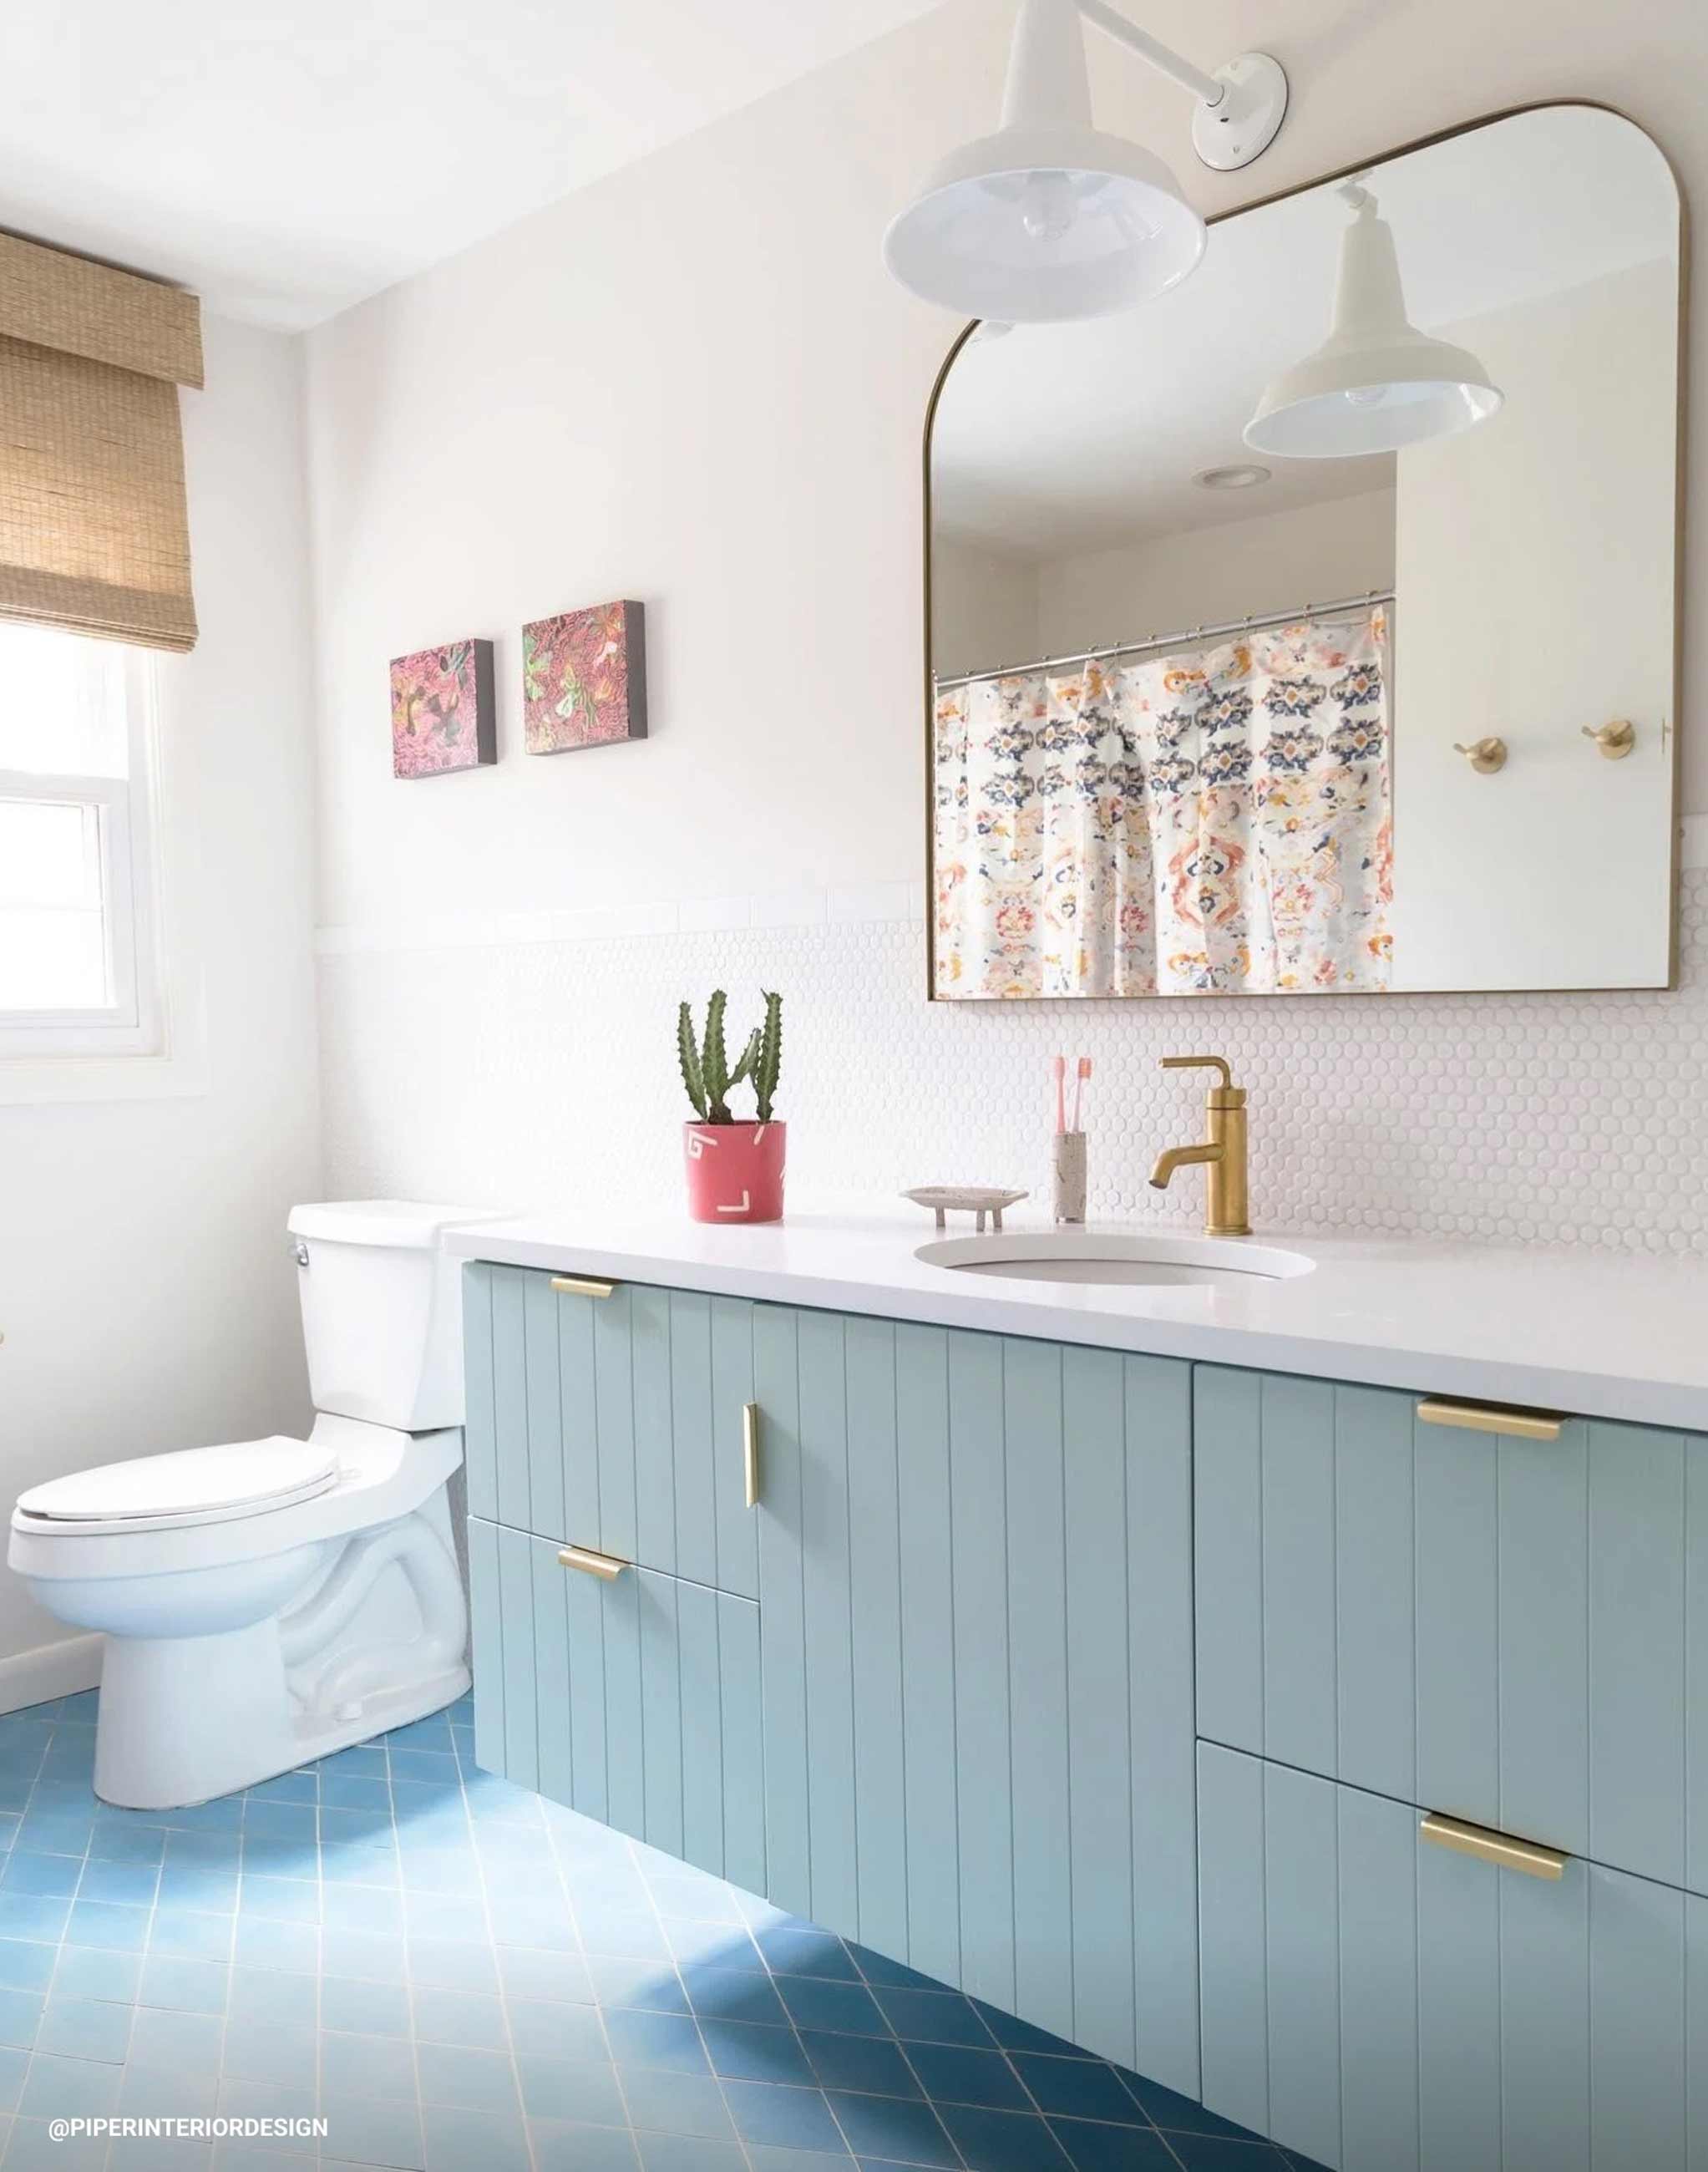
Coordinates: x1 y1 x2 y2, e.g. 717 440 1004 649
1148 1056 1250 1236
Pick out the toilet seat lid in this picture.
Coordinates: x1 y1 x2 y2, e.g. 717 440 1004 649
16 1438 341 1531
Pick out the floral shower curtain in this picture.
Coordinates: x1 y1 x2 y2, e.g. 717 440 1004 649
933 606 1391 997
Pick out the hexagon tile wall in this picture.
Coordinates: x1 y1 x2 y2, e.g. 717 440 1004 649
318 870 1708 1256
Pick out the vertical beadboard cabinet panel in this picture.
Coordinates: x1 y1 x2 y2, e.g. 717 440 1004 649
1198 1741 1708 2171
1194 1368 1708 1894
760 1307 1200 2094
465 1274 1197 2091
461 1264 763 1593
467 1515 763 1885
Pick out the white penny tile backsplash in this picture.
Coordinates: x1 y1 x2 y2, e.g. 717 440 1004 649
317 871 1708 1256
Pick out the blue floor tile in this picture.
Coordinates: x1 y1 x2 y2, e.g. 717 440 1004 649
905 2040 1030 2110
827 2091 960 2164
937 2100 1077 2171
137 1955 229 2012
637 2137 744 2172
799 2027 922 2099
0 1987 42 2048
722 2077 851 2154
321 2091 426 2170
1165 2140 1292 2169
0 1688 1300 2172
619 2065 737 2139
515 2054 627 2125
34 1992 132 2063
873 1985 996 2048
603 2006 710 2075
0 1943 53 1993
507 1997 606 2063
1015 2052 1153 2124
1055 2120 1209 2170
753 1924 859 1979
422 2102 531 2172
775 1974 889 2038
699 2018 816 2086
529 2119 641 2172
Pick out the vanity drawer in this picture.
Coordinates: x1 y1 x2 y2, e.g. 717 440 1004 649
1199 1740 1708 2171
1194 1367 1708 1893
467 1515 764 1891
463 1263 761 1600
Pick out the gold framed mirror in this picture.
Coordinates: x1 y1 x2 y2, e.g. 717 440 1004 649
924 104 1683 1001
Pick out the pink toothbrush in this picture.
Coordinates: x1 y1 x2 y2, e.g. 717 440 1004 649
1072 1055 1092 1134
1053 1054 1067 1135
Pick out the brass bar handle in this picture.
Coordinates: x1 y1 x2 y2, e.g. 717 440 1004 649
1417 1398 1564 1443
742 1402 761 1510
1420 1812 1567 1882
550 1276 616 1300
558 1544 628 1581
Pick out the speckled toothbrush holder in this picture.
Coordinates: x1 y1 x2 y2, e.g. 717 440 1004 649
1052 1131 1087 1224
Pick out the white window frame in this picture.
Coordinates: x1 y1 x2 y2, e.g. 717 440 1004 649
0 649 163 1062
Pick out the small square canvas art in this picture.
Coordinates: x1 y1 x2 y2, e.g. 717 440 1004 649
523 600 647 754
390 639 496 778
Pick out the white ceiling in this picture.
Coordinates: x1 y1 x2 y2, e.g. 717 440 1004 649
0 0 942 329
933 105 1679 560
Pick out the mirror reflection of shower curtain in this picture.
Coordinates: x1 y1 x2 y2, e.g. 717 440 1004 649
933 606 1391 997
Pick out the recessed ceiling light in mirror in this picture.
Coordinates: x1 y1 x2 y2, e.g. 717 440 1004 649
1194 463 1271 490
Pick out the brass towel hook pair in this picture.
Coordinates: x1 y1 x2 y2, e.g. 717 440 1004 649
1453 719 1636 774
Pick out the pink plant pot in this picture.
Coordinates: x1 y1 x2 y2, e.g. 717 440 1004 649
684 1121 787 1225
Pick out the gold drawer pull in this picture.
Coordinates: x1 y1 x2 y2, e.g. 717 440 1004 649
558 1544 627 1581
742 1402 761 1510
1420 1813 1567 1881
1417 1398 1563 1442
550 1276 616 1300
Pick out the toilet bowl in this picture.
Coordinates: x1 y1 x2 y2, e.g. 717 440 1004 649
8 1200 501 1809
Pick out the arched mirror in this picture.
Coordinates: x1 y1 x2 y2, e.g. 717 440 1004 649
925 105 1681 999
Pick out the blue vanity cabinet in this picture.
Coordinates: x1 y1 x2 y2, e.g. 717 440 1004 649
1194 1365 1708 1896
462 1263 1202 2098
467 1516 766 1890
751 1307 1199 2091
1199 1740 1708 2172
463 1264 760 1598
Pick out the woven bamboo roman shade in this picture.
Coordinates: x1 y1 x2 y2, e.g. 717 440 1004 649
0 230 203 652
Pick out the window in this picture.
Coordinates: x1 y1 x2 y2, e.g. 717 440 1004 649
0 623 159 1058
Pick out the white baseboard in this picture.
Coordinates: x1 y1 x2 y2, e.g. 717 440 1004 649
0 1632 102 1716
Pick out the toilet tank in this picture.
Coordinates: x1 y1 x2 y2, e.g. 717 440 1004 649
287 1201 503 1432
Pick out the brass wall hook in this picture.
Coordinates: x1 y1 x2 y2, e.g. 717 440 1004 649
1582 719 1635 760
1452 736 1508 774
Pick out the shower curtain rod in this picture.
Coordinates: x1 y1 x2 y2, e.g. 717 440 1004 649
935 588 1394 692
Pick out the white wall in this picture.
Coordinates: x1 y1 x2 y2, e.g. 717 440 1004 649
1033 490 1396 657
1393 261 1676 989
308 0 1708 1256
0 317 321 1690
931 539 1039 677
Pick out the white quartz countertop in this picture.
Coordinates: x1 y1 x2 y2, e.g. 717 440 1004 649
445 1200 1708 1431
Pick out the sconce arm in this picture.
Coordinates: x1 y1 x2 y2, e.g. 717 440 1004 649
1074 0 1225 106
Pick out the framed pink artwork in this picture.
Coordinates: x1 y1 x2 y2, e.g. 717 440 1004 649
523 600 647 754
390 639 496 778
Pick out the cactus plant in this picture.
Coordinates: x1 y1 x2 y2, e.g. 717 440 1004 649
677 991 783 1124
753 990 783 1123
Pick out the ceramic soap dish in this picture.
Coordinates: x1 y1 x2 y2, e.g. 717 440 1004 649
903 1185 1028 1233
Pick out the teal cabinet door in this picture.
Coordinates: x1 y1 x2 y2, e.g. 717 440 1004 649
467 1515 764 1889
1194 1367 1708 1894
1198 1740 1708 2172
461 1263 759 1600
754 1304 1199 2096
466 1271 1198 2093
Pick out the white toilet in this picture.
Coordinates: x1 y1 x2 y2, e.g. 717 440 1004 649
8 1200 499 1810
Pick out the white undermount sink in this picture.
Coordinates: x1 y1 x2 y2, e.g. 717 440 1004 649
915 1230 1315 1287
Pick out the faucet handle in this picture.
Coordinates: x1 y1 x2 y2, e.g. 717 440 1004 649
1160 1053 1244 1105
